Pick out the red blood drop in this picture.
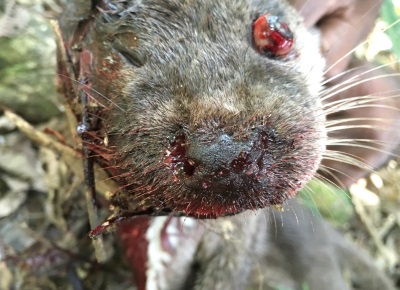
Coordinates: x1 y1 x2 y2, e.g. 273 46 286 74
252 15 294 57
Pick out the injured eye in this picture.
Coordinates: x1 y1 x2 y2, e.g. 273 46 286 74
252 14 294 58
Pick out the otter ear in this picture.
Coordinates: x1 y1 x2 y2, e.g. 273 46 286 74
252 14 294 59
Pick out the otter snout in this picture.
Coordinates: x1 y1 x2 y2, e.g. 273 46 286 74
184 131 281 190
162 124 318 217
185 134 254 190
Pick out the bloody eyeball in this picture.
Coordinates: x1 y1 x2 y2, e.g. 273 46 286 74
252 14 294 58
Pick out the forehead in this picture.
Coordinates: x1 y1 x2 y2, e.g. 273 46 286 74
98 0 323 98
111 0 288 40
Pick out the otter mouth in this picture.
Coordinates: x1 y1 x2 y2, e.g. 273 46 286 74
162 126 315 217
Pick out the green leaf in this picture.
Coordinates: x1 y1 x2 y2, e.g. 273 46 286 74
380 0 400 60
299 179 354 226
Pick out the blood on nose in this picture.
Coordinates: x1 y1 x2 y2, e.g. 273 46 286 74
164 131 278 191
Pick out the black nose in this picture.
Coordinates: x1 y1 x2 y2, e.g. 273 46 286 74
185 131 275 190
187 134 251 178
162 122 322 217
184 134 252 192
165 130 278 193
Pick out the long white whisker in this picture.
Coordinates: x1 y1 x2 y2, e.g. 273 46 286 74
321 91 400 117
325 139 398 154
325 117 394 128
321 73 400 102
318 163 363 189
314 169 348 191
325 102 400 116
324 18 400 76
321 60 400 95
322 150 374 172
326 123 394 133
322 65 366 86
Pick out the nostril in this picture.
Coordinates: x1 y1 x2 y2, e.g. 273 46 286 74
184 159 196 176
256 154 264 170
163 134 196 178
164 130 281 190
165 131 274 181
164 133 251 181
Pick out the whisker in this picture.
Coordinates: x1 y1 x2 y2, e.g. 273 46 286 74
321 73 400 102
326 122 398 134
323 150 374 171
322 64 369 86
321 59 400 92
301 177 351 223
325 117 394 128
314 170 348 193
57 73 125 112
322 95 400 116
324 141 398 158
323 18 400 76
299 184 320 212
322 94 377 109
326 102 400 117
318 164 354 186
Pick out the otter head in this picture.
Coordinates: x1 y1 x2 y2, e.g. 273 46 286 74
88 0 326 218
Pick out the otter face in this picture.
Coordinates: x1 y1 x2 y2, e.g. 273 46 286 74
89 0 326 218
